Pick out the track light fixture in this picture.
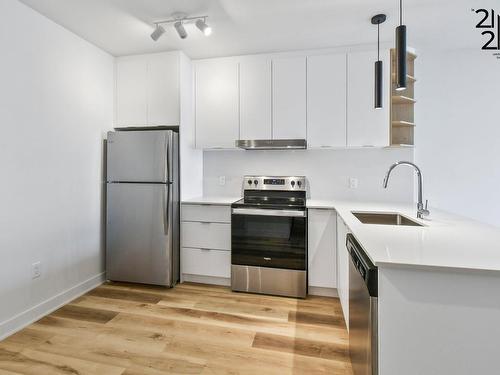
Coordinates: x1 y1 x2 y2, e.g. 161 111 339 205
150 14 212 41
174 21 187 39
395 0 407 91
196 19 212 36
150 25 166 42
372 14 386 109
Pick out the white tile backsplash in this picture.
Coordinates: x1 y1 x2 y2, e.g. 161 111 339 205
203 147 415 202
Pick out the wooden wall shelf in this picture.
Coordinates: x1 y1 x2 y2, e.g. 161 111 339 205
391 51 417 61
392 121 415 127
390 50 416 146
392 96 416 105
392 74 416 83
388 144 414 148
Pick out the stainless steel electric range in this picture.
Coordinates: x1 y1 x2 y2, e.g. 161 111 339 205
231 176 307 298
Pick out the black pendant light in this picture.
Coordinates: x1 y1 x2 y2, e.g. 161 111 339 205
395 0 407 90
372 14 386 109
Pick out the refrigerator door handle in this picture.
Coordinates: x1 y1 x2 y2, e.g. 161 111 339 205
163 184 170 235
165 132 173 183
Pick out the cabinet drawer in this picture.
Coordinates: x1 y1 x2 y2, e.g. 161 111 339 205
181 248 231 278
181 222 231 251
181 204 231 223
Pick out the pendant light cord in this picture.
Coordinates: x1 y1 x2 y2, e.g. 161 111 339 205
377 24 380 61
400 0 403 25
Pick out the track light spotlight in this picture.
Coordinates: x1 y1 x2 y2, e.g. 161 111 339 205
150 25 165 41
196 19 212 36
174 21 188 39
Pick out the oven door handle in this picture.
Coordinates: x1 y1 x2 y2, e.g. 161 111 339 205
232 208 306 218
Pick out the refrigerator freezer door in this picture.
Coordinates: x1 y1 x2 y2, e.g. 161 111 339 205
106 183 173 286
107 130 173 183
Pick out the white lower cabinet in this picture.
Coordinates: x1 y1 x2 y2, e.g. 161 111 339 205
308 209 337 290
181 222 231 251
336 214 350 330
181 248 231 278
181 204 231 224
180 204 232 284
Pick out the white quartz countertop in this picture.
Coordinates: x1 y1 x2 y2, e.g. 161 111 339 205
181 196 241 205
182 196 500 272
308 199 500 272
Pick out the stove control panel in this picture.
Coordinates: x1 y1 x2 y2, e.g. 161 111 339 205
244 176 306 191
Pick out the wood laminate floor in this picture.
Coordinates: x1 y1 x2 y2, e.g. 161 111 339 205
0 282 353 375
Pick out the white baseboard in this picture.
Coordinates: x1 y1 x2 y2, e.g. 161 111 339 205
181 274 231 287
0 272 105 341
308 286 338 297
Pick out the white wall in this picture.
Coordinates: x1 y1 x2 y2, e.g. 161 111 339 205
416 49 500 227
204 148 415 202
0 1 114 338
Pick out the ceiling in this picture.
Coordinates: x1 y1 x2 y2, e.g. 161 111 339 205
18 0 490 58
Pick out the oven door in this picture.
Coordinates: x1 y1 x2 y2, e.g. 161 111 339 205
231 208 307 270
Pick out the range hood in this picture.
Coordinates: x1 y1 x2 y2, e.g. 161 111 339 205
236 139 307 150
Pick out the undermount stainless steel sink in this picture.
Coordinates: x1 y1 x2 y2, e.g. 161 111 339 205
352 212 424 227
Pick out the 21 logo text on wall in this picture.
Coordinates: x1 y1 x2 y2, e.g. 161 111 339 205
473 9 500 59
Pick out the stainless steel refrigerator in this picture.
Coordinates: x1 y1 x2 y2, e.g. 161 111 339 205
106 130 179 287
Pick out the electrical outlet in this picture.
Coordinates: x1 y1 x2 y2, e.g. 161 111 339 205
219 176 226 186
349 177 359 189
32 262 41 279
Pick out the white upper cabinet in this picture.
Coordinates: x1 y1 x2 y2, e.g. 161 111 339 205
147 53 180 126
272 57 307 140
195 59 239 149
190 48 395 149
116 52 180 127
239 57 272 140
307 54 347 148
308 209 337 289
347 50 390 147
116 57 148 126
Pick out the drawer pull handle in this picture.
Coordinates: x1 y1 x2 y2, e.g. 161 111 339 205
201 248 211 251
264 257 272 261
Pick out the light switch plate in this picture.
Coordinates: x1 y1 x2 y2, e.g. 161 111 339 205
219 176 226 186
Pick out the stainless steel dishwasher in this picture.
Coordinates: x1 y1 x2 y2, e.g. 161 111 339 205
347 233 378 375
